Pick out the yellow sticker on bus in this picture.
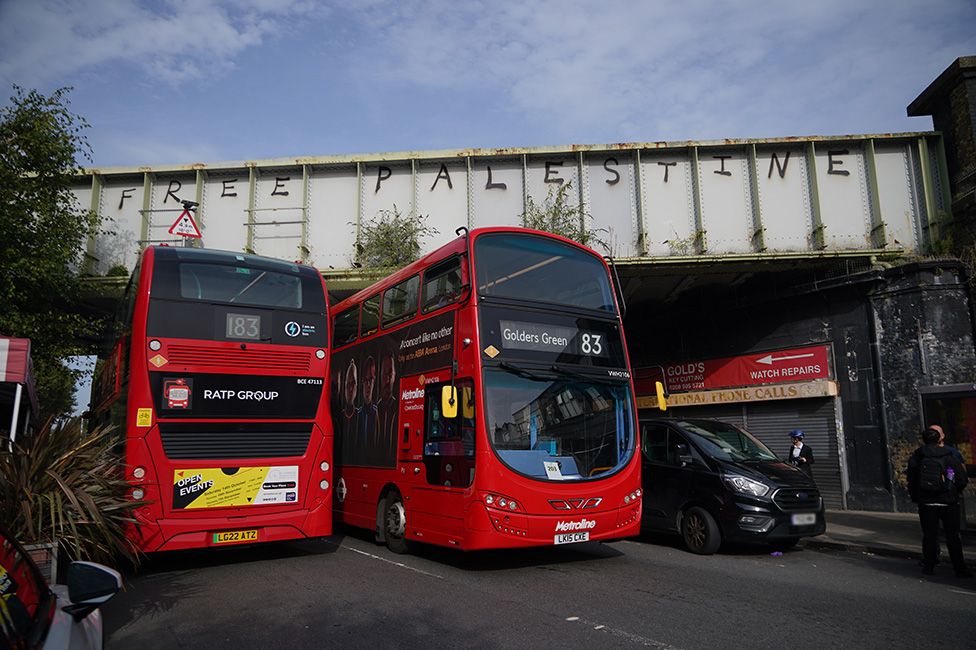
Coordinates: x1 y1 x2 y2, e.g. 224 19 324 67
136 408 152 427
172 466 299 510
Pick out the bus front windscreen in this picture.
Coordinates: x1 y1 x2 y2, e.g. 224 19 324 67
474 233 616 312
484 367 634 481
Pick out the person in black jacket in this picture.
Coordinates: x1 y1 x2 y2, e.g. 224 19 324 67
906 427 972 577
786 429 814 478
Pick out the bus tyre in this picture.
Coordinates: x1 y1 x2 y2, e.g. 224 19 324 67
383 491 410 555
681 506 721 555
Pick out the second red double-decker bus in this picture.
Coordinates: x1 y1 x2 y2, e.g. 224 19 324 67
330 227 641 553
90 246 333 552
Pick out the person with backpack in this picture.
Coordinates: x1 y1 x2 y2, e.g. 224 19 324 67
906 426 972 577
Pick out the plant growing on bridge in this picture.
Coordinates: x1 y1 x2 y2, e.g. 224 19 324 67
0 86 107 418
521 181 610 254
0 417 142 567
354 205 438 269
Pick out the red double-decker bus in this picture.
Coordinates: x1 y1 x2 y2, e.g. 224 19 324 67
90 246 333 552
330 227 641 553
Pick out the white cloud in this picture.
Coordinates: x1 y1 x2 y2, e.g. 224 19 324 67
0 0 322 87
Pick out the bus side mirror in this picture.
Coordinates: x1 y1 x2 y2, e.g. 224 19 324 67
442 386 458 418
655 381 668 412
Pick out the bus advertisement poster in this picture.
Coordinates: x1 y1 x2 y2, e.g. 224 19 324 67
172 466 299 509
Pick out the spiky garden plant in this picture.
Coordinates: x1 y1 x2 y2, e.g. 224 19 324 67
0 418 141 567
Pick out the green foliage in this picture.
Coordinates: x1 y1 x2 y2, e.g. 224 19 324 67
106 263 129 278
521 181 609 253
0 86 105 418
0 418 142 567
355 205 438 268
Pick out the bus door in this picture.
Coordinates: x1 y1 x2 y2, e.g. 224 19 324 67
411 380 475 540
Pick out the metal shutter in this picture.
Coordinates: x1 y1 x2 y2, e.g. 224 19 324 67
742 399 843 509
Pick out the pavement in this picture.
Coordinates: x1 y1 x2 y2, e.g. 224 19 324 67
802 509 976 569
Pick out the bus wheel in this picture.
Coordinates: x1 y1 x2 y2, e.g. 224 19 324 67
383 491 410 554
681 506 720 555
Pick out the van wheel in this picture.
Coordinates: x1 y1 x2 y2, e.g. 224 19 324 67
681 506 721 555
383 491 410 555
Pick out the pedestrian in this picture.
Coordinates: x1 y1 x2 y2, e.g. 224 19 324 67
786 429 814 478
928 424 965 464
906 427 972 577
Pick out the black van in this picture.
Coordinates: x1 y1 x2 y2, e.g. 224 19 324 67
640 418 825 554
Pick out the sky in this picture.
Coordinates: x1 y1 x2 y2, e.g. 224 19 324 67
1 0 975 170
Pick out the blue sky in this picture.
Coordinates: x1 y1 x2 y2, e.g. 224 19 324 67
2 0 975 170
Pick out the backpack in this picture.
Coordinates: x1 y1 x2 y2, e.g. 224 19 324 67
916 455 949 493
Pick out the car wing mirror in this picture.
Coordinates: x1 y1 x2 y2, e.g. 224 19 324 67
675 443 693 467
64 561 122 621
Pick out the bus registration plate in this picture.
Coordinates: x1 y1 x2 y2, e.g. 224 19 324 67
554 532 589 545
212 529 258 545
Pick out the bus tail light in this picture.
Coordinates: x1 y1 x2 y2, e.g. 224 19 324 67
623 488 642 505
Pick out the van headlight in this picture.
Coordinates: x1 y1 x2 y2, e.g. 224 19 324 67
723 474 770 497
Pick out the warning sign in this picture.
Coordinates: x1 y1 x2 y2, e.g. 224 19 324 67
172 466 298 509
168 208 202 238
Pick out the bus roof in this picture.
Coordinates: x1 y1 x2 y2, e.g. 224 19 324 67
335 226 606 309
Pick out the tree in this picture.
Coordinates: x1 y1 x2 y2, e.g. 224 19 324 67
0 87 103 418
521 181 609 253
354 205 438 269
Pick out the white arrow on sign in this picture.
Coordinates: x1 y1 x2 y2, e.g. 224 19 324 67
756 353 814 365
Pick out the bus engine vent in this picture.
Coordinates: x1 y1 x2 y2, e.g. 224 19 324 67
165 344 311 371
158 422 313 459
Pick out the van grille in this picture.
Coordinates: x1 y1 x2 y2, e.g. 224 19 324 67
772 488 822 512
159 422 313 459
165 344 311 372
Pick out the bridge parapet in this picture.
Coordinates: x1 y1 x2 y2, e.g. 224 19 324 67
73 133 951 275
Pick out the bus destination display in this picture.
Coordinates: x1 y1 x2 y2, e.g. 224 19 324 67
226 313 261 340
499 320 607 357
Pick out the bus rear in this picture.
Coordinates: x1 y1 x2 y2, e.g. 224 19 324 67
94 246 333 552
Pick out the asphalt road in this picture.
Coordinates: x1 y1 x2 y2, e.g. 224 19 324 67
103 528 976 649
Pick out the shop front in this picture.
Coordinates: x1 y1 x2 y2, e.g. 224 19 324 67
635 344 847 509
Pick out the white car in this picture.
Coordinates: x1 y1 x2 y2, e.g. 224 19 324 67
1 527 121 649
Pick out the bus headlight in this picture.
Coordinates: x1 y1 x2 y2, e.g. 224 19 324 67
315 349 326 359
320 461 330 472
148 339 161 351
320 480 329 490
133 466 146 479
132 488 145 500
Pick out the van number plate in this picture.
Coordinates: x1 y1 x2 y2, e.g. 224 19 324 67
554 532 589 545
791 513 816 526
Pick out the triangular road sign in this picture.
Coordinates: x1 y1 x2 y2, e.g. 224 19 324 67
169 208 202 238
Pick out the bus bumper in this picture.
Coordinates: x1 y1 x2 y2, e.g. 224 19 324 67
134 501 332 553
462 500 641 550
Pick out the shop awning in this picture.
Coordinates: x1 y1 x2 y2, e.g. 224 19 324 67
0 337 40 441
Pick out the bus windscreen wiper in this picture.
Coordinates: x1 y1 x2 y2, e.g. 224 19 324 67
498 361 550 381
